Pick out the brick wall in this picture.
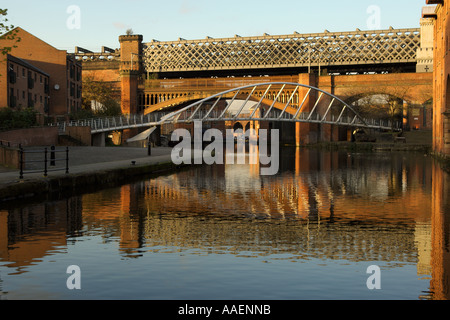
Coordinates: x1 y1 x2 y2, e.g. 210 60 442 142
0 127 59 147
431 1 450 157
0 146 20 169
62 126 92 146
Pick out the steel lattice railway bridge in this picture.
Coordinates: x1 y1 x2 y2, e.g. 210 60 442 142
78 27 421 75
142 28 420 75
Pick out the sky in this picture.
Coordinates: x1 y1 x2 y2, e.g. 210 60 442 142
3 0 428 52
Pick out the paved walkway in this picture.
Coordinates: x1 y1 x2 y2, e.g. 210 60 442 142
0 146 174 185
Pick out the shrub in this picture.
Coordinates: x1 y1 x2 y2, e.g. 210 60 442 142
0 107 37 131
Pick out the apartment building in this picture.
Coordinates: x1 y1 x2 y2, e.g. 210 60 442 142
3 54 50 113
0 27 82 118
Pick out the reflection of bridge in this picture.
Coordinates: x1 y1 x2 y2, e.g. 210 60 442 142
2 149 450 299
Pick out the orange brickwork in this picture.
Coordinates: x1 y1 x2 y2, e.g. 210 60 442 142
0 27 82 117
426 0 450 157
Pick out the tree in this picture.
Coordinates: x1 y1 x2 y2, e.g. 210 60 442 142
79 76 122 118
346 82 412 129
0 8 20 57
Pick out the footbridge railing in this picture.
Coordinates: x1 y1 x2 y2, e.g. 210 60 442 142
54 83 397 134
54 111 169 134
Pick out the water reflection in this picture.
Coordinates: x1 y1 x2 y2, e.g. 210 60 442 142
0 148 449 300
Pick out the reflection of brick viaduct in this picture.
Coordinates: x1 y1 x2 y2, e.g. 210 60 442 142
1 149 449 298
78 25 434 145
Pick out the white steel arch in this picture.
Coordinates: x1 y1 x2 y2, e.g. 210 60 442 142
159 82 395 130
55 83 396 134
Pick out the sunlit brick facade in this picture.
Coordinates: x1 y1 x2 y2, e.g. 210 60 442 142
425 1 450 157
0 27 82 118
1 54 50 114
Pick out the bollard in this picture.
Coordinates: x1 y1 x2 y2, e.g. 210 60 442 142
66 147 69 174
44 148 48 177
50 145 56 166
19 144 24 180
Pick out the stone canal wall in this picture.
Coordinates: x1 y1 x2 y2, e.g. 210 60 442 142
0 160 182 203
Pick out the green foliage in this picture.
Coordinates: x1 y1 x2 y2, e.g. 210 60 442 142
0 8 21 56
95 99 122 117
80 76 122 119
69 108 94 121
0 107 38 131
71 99 122 120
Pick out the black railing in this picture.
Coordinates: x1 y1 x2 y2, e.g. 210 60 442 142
19 145 69 180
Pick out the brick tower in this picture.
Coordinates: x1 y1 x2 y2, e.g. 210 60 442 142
119 34 143 143
119 34 143 115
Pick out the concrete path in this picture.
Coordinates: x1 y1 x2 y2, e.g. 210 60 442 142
0 146 174 185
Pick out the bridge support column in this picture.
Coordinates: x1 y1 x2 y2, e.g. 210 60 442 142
120 70 139 115
296 73 319 146
92 132 106 147
122 128 140 146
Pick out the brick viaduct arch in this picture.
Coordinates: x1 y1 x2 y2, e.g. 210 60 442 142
139 72 433 130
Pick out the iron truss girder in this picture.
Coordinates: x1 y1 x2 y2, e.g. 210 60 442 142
143 28 420 73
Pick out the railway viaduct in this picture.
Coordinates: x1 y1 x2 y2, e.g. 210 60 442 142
73 18 435 145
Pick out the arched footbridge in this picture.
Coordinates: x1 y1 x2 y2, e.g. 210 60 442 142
56 82 397 138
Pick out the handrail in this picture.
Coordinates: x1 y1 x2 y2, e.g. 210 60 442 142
19 145 69 180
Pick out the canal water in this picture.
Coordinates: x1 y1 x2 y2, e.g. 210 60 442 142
0 148 449 300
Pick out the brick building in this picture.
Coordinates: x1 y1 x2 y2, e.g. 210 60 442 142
2 54 50 113
0 27 82 118
424 1 450 157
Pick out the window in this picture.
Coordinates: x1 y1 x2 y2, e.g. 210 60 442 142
28 93 33 108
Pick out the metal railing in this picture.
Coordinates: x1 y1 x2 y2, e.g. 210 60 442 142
19 145 69 180
53 112 169 135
